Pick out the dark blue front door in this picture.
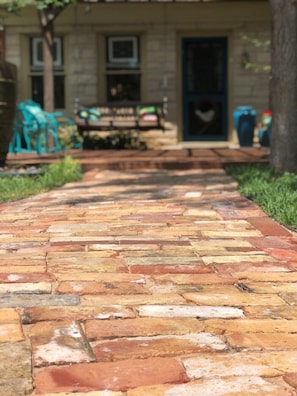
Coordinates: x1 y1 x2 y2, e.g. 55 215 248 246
182 37 228 141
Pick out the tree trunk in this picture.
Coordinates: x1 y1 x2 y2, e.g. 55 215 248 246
42 23 54 113
38 9 55 113
269 0 297 172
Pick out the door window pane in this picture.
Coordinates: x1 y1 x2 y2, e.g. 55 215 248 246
188 99 222 137
186 41 225 94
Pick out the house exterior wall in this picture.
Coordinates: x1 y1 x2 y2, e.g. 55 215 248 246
2 2 271 149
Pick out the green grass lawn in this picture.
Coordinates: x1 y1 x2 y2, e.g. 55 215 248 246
226 164 297 232
0 155 82 203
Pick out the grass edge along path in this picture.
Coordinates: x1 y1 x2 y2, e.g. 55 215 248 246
226 164 297 232
0 155 82 204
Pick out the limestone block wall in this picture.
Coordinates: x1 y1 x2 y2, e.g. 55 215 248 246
232 23 271 143
4 26 23 103
233 23 271 119
144 25 178 146
145 26 176 109
69 31 98 109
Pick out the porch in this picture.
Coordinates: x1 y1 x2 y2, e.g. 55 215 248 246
6 146 269 173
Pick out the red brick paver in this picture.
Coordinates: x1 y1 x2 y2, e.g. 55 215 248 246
1 148 297 395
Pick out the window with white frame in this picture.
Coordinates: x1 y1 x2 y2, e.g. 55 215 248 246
29 36 65 108
105 35 141 102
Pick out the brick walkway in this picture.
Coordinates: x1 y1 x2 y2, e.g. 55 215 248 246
2 148 297 395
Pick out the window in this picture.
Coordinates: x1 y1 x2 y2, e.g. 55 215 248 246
105 35 141 102
30 37 63 70
29 37 65 108
107 36 139 68
31 75 65 109
0 27 4 58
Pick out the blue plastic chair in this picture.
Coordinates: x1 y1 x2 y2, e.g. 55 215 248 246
9 100 81 154
9 100 61 154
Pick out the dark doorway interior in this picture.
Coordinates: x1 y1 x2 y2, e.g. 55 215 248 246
182 37 228 141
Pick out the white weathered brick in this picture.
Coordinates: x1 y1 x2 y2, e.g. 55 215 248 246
137 305 244 319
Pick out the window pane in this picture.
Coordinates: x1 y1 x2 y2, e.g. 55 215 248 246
54 75 65 108
31 75 43 105
113 40 134 59
107 74 141 102
31 75 65 109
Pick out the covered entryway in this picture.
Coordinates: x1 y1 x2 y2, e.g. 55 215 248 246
182 37 228 141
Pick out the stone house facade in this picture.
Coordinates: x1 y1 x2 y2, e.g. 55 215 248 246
1 1 271 149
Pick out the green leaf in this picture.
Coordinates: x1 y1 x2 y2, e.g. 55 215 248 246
5 0 77 12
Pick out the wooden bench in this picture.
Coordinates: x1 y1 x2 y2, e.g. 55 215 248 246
73 99 167 136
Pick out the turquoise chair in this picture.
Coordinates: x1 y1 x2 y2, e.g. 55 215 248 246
9 100 81 154
9 100 61 154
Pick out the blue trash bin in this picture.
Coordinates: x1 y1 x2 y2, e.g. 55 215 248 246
233 106 257 147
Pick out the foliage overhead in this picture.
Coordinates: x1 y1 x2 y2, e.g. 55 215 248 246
4 0 76 12
3 0 78 113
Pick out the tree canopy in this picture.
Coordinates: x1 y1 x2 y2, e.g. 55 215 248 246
5 0 77 113
5 0 75 12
